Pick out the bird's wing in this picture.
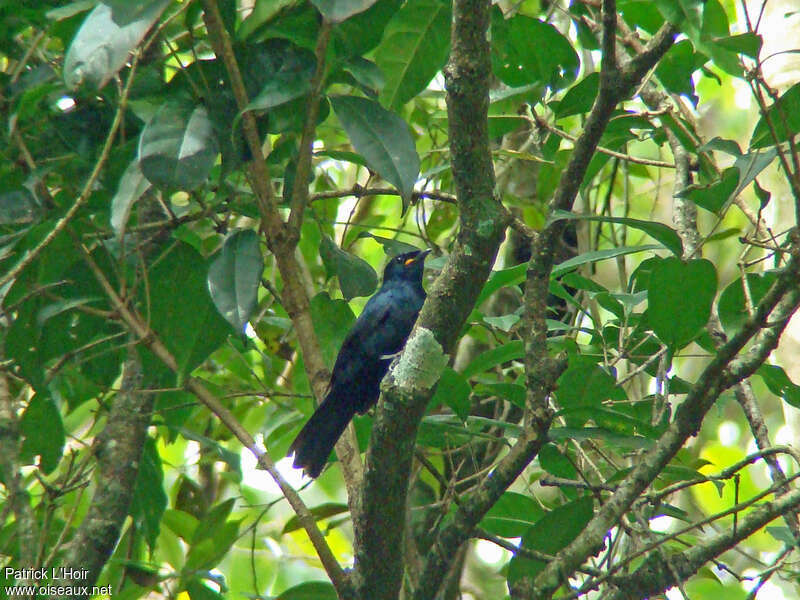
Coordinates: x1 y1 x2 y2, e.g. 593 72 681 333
328 290 412 388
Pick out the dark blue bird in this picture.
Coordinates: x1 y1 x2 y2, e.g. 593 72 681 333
289 249 430 478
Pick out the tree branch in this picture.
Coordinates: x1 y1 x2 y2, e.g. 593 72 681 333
353 0 509 597
287 20 332 234
199 0 364 498
528 237 800 597
603 481 800 600
50 354 150 600
74 237 352 598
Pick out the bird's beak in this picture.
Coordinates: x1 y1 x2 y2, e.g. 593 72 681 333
404 249 431 266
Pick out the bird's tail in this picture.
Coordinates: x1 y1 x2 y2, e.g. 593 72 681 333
288 390 354 478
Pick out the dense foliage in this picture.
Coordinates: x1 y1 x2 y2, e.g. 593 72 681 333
2 0 800 599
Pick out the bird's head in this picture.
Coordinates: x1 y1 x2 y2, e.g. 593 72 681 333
383 249 431 283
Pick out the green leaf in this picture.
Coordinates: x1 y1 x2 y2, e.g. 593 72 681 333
548 427 654 449
319 235 378 300
342 57 386 92
554 72 599 118
508 497 593 586
375 0 451 109
162 508 199 541
556 359 621 427
713 32 762 59
655 39 705 105
186 580 225 600
757 364 800 409
241 46 316 113
20 394 65 474
331 0 404 58
552 245 664 277
309 292 356 368
330 95 420 209
475 264 525 307
110 160 151 236
64 0 171 90
474 382 526 408
207 230 265 332
130 436 167 549
237 0 298 40
138 98 219 191
750 81 800 149
492 15 579 90
680 142 776 213
310 0 378 22
483 313 520 332
282 503 349 533
679 167 739 213
647 257 717 348
766 526 796 547
0 189 38 225
275 582 338 600
550 210 684 257
480 492 545 537
185 520 240 571
144 242 232 379
539 443 577 478
355 232 422 256
314 149 369 168
431 367 471 421
717 272 777 336
461 340 524 378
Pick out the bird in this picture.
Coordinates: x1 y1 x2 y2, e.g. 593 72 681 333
289 248 431 478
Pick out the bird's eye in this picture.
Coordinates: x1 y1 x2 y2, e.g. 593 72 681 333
403 257 415 266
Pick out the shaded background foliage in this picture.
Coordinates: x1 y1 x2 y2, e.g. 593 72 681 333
2 0 800 599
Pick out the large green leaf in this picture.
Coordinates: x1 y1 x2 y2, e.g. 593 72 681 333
144 242 232 379
110 160 151 236
461 341 524 378
491 15 579 90
20 393 65 474
717 272 777 336
480 492 545 537
679 166 739 213
310 0 378 22
475 244 658 308
331 0 404 58
241 45 316 113
555 358 623 427
647 257 717 348
64 0 171 90
375 0 451 109
138 98 219 191
750 82 800 149
757 364 800 409
319 235 378 300
275 582 337 600
551 245 664 277
554 72 599 118
207 230 265 332
550 210 684 257
330 95 420 209
508 496 594 587
680 139 777 213
309 292 356 368
430 367 471 421
655 39 706 105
